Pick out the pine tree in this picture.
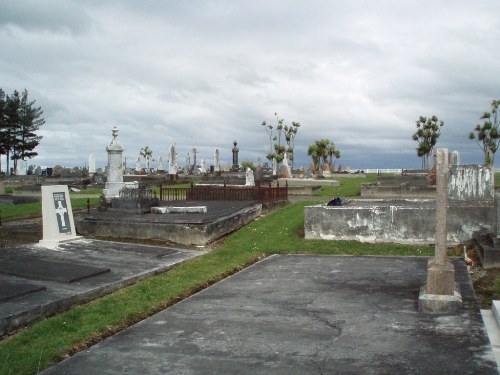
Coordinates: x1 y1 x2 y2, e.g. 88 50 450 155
12 89 44 169
3 90 21 174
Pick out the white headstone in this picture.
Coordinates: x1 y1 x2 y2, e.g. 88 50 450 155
103 126 125 199
38 185 80 248
214 149 221 172
157 156 164 171
34 166 42 176
245 167 255 186
200 158 207 173
16 160 27 176
135 157 141 172
272 157 277 176
168 145 178 175
146 155 152 173
282 153 292 178
88 154 96 174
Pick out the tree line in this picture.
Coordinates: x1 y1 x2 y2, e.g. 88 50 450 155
0 88 44 174
412 99 500 168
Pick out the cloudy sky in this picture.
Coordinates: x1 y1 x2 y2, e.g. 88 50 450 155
1 0 500 171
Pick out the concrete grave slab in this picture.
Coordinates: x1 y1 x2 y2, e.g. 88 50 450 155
0 239 203 336
0 280 46 302
40 256 497 374
77 201 262 246
0 259 110 283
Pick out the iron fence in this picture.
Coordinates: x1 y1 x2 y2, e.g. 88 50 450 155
159 182 287 202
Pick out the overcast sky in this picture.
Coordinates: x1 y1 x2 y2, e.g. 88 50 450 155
1 0 500 171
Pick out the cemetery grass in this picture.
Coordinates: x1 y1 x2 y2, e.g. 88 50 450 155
0 201 436 375
315 174 378 197
0 198 99 221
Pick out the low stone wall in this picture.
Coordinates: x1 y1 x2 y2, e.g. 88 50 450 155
361 184 435 198
304 199 495 245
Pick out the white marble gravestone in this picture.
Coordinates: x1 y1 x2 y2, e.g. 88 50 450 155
103 126 125 199
168 145 178 175
272 157 277 176
245 168 255 186
88 154 96 174
200 159 207 174
214 149 221 172
135 157 141 172
38 185 80 248
157 156 164 171
16 160 27 176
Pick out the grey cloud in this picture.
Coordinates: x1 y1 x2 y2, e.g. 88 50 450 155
0 1 93 34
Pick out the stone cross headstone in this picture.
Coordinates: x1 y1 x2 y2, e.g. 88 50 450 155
88 154 96 174
157 156 164 171
103 126 125 200
38 185 80 248
16 160 27 176
135 157 141 172
214 149 220 172
168 145 178 175
418 148 461 313
272 157 277 176
245 167 255 186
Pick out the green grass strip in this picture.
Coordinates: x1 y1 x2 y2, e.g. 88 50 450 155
0 201 433 375
0 198 99 221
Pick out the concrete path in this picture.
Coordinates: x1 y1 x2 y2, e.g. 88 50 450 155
41 255 497 374
0 239 203 336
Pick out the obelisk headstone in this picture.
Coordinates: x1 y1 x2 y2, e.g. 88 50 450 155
38 185 80 248
232 141 239 171
418 148 462 313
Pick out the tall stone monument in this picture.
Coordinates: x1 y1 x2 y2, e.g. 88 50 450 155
103 126 125 200
418 148 462 313
192 148 197 173
135 157 141 172
185 153 191 174
214 148 221 172
168 145 178 175
272 157 277 176
88 154 96 174
157 156 164 172
200 158 207 174
232 141 239 171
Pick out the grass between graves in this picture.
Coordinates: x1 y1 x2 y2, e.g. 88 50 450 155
0 200 434 375
314 174 378 197
0 198 100 221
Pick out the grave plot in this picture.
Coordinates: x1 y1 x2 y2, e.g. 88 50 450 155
76 200 263 246
0 239 203 336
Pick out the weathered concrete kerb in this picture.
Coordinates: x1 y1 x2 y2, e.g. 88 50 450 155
40 256 497 374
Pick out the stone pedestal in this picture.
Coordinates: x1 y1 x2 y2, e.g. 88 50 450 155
103 127 124 201
425 260 455 295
